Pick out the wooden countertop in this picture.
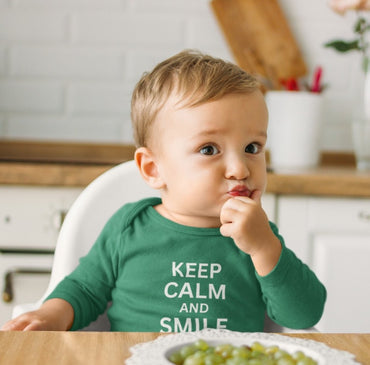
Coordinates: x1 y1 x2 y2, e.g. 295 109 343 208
266 166 370 197
0 331 369 365
1 140 370 198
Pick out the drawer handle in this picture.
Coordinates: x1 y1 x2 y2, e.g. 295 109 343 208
2 268 51 303
358 211 370 222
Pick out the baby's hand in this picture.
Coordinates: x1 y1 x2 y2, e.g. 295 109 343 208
0 298 74 331
220 190 281 275
1 310 53 331
220 190 270 254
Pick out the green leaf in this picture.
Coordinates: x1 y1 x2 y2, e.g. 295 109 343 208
324 39 360 52
354 17 367 34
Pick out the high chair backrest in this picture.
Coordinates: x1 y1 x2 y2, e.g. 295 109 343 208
46 160 158 300
13 160 159 330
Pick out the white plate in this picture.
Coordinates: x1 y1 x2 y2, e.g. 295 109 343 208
126 329 361 365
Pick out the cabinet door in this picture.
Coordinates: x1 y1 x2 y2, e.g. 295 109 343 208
0 186 82 250
276 196 310 262
0 253 53 326
262 193 276 223
0 186 82 325
313 234 370 333
277 196 370 332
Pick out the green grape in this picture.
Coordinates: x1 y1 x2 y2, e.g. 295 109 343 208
297 359 316 365
195 339 209 351
168 351 184 365
293 351 305 360
183 354 205 365
231 346 251 358
204 353 225 365
274 350 289 360
225 358 249 365
261 359 275 365
180 345 198 358
215 343 234 358
205 348 215 355
193 350 206 359
251 350 265 359
251 342 266 352
276 357 295 365
266 346 279 355
248 359 264 365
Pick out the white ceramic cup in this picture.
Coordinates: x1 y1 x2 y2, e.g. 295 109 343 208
266 91 323 169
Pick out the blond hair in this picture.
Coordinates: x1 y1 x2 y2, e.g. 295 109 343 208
131 49 259 147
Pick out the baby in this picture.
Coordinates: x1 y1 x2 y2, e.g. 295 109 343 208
1 50 326 332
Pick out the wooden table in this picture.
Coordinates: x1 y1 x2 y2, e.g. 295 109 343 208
0 332 369 365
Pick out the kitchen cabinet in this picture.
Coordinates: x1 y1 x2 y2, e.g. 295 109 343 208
276 196 370 333
0 186 82 326
0 186 82 250
0 253 53 326
261 193 276 223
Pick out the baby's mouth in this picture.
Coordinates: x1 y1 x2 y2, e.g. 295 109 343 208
228 185 251 197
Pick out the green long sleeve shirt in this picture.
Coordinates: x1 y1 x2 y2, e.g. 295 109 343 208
47 197 326 332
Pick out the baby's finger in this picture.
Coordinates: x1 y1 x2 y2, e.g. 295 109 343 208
219 222 233 238
220 196 253 224
220 198 239 224
1 318 28 331
250 189 262 204
23 320 44 331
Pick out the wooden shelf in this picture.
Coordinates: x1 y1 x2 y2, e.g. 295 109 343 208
0 140 135 165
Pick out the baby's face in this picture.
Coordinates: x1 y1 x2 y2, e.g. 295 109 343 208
151 91 269 228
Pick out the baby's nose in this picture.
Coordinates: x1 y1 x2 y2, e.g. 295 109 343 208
224 158 250 180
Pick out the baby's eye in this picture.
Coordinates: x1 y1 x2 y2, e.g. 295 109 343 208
200 145 219 156
245 143 260 154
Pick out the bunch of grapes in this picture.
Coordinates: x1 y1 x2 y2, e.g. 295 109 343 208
168 339 318 365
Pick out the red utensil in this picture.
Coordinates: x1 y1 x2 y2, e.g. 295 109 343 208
311 66 323 93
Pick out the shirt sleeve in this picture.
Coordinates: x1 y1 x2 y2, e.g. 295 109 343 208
256 222 327 329
45 209 124 331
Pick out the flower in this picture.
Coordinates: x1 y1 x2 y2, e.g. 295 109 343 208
325 13 370 72
327 1 370 122
328 0 370 14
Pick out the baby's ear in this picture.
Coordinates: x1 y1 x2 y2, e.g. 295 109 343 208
134 147 165 190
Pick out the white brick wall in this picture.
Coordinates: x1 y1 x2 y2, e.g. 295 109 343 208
0 0 367 150
0 81 63 111
10 47 124 79
6 115 124 142
12 0 125 9
0 11 66 41
67 83 131 114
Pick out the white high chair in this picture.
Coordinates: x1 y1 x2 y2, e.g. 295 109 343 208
12 160 158 330
12 160 292 332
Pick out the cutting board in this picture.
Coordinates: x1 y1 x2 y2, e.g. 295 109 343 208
211 0 307 89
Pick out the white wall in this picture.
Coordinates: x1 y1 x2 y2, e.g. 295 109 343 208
0 0 366 150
